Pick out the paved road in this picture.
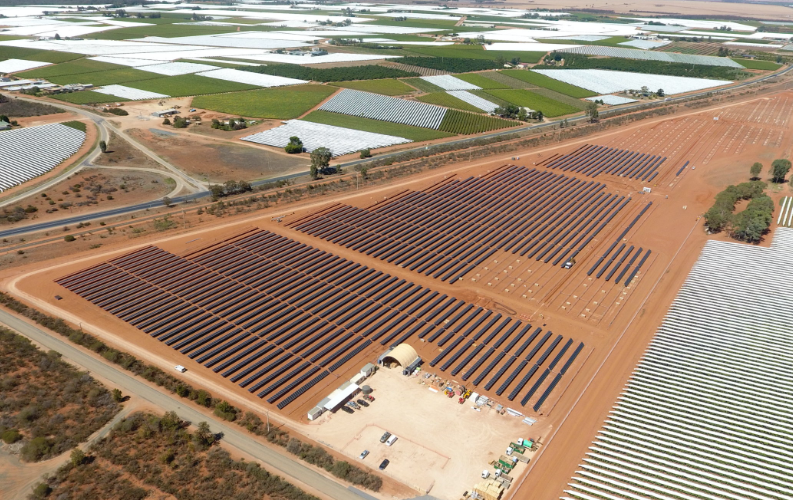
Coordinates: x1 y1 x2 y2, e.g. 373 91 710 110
0 309 365 500
1 65 789 239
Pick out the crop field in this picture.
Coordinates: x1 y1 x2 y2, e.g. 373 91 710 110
47 67 158 86
532 69 732 96
51 91 130 104
17 58 123 79
500 70 596 98
192 85 336 119
732 57 782 70
0 45 82 63
480 71 535 89
454 72 508 89
328 79 415 96
564 232 793 500
403 77 445 93
129 74 259 97
302 111 454 142
242 120 410 156
528 87 588 111
657 41 723 55
84 24 241 41
561 45 745 68
319 89 448 129
439 109 517 134
484 89 580 117
406 45 546 63
417 92 483 113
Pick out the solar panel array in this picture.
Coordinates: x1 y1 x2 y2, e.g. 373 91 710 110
290 165 639 283
57 229 581 412
540 144 666 181
318 89 447 129
563 228 793 500
0 123 86 192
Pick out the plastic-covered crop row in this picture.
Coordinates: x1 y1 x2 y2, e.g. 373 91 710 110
319 89 447 129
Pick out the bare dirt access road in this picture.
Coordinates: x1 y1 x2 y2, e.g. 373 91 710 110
0 308 371 500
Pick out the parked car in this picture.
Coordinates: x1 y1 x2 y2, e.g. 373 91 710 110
356 399 369 407
174 365 186 373
386 435 398 446
341 406 354 414
359 450 369 460
380 432 391 443
365 395 375 402
379 459 390 470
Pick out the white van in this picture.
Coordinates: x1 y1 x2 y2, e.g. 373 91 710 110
175 365 186 373
385 435 398 446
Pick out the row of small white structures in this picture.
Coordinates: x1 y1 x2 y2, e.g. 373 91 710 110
0 123 86 192
563 229 793 500
319 89 448 129
241 120 410 157
777 197 793 227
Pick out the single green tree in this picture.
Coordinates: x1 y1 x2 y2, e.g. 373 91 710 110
750 162 763 180
162 196 171 207
99 140 107 153
586 101 599 123
359 148 371 159
772 159 791 183
310 147 332 180
209 184 224 201
284 136 303 154
112 388 123 402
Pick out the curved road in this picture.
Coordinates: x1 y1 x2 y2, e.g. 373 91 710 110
0 308 367 500
0 65 789 239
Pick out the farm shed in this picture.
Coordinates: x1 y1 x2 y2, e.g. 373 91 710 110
151 109 178 118
378 343 421 375
322 381 360 412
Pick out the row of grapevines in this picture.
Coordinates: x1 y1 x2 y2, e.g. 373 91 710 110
438 109 519 135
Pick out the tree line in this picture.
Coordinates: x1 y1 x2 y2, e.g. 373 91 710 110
242 64 418 82
399 56 501 73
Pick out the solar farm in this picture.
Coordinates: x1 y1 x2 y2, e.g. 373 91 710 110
5 2 793 500
0 123 86 192
55 228 585 416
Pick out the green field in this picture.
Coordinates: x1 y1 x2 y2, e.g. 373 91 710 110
302 110 454 142
192 85 336 119
85 24 242 40
732 58 782 70
47 68 158 86
403 78 445 93
130 75 259 97
405 45 546 63
18 59 123 79
329 79 415 96
438 109 518 134
61 120 87 132
51 91 130 104
484 89 580 117
529 88 588 111
500 70 596 98
455 72 508 89
480 72 534 89
535 36 631 47
0 46 83 64
417 92 484 113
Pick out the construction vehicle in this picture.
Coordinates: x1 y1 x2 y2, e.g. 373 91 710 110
509 442 527 453
458 396 465 404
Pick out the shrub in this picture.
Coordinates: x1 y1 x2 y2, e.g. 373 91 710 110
1 429 22 444
64 235 76 242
